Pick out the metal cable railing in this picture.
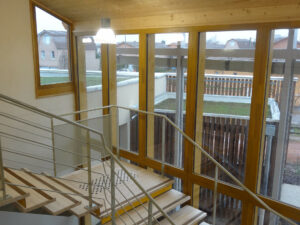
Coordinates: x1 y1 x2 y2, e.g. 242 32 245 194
0 93 176 225
60 104 298 225
0 114 163 224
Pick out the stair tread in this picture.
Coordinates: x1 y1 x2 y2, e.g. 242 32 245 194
4 169 54 212
35 173 100 218
104 189 190 224
160 205 207 225
10 169 80 215
0 184 28 208
62 160 173 215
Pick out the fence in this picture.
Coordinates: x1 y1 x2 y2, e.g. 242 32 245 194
166 74 296 104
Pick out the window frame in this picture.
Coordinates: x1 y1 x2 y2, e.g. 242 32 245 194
112 25 300 223
30 0 74 97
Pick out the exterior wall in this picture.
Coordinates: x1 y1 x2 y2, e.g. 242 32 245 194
274 38 300 49
38 37 69 69
85 49 100 71
274 39 288 49
38 36 59 68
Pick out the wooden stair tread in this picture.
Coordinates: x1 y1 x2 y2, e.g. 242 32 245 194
0 183 28 207
35 173 100 217
4 169 54 212
160 205 207 225
104 189 190 224
10 169 80 215
62 160 173 215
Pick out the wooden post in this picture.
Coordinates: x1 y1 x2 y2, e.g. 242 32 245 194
183 31 199 199
139 33 148 163
147 34 155 160
193 32 206 208
102 44 117 148
77 37 91 225
77 36 88 119
241 26 272 225
102 44 109 114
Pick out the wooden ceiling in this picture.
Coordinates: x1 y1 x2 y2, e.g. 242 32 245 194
34 0 300 31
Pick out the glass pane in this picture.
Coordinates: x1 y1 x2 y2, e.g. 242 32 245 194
116 34 139 108
83 37 101 87
259 28 300 209
194 185 242 225
77 36 102 119
274 29 289 49
153 33 188 171
35 7 71 85
296 28 300 49
195 30 257 184
256 207 297 225
116 35 139 153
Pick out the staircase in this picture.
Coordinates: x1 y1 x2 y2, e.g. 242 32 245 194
0 93 297 225
1 161 206 224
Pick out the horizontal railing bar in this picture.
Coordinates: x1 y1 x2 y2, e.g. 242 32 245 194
0 112 51 132
116 48 300 59
0 121 51 141
0 131 104 164
1 147 106 177
0 112 107 153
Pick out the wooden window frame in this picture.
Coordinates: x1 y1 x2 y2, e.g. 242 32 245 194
108 23 300 224
30 0 75 97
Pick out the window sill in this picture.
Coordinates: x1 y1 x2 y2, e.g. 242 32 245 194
35 82 74 98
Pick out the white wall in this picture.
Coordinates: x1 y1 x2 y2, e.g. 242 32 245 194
0 0 75 174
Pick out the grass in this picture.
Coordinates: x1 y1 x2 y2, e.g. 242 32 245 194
290 127 300 137
40 76 131 86
155 98 272 117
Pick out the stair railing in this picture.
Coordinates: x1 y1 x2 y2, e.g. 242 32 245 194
61 104 298 225
0 93 176 225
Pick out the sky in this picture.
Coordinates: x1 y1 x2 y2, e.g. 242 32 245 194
36 6 299 44
36 7 66 33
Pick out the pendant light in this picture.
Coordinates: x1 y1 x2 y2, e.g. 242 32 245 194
94 18 116 44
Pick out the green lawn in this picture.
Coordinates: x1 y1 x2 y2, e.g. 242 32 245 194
40 76 131 86
155 99 272 117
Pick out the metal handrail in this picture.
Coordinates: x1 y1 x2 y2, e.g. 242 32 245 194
60 104 298 225
0 93 176 225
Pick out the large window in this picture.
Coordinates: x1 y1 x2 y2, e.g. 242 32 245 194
153 33 189 191
195 30 257 184
31 2 73 97
259 29 300 217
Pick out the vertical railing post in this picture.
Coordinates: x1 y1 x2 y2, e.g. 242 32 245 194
212 165 219 225
148 200 153 225
0 137 6 200
50 118 57 177
87 130 93 209
161 118 166 176
116 107 120 158
111 156 116 225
